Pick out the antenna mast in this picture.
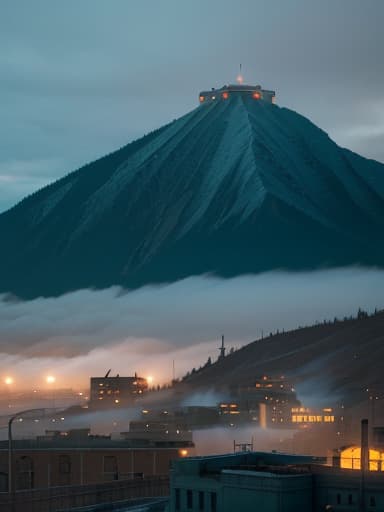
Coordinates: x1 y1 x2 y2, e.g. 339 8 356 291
218 335 226 359
236 64 244 84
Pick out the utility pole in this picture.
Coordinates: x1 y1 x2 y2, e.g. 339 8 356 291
8 408 57 511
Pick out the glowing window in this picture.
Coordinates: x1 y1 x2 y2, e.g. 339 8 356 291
340 447 383 471
199 96 205 103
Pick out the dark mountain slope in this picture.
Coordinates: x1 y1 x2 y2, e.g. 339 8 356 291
1 96 384 298
178 310 384 405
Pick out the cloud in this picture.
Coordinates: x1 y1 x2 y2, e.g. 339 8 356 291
0 268 383 390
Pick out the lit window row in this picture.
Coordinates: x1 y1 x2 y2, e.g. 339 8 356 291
292 415 335 423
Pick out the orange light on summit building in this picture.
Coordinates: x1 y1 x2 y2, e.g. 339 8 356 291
252 92 261 100
199 96 205 103
222 92 229 99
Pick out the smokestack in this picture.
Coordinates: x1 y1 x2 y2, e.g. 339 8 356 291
361 418 369 472
360 418 369 512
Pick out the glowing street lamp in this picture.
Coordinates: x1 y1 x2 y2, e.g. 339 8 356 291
46 375 57 409
8 408 45 496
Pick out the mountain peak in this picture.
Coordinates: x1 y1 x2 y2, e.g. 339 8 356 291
1 90 384 298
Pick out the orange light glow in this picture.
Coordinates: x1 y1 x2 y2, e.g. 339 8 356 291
4 377 14 385
253 92 261 100
340 446 384 471
46 375 56 384
199 96 205 102
179 449 188 457
146 376 154 385
222 92 229 99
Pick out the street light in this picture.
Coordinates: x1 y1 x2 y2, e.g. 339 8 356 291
8 408 48 496
46 375 57 408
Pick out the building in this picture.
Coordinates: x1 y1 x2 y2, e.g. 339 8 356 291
169 451 384 512
169 451 323 512
291 406 336 425
219 376 300 428
89 371 148 408
198 83 276 105
0 428 193 492
133 406 220 433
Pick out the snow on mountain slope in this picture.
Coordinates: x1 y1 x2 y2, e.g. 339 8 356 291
0 95 384 298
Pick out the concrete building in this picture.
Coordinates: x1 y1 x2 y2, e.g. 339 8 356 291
89 372 148 408
169 452 322 512
0 428 193 492
169 450 384 512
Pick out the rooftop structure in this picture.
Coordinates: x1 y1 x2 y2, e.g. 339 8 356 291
198 83 276 105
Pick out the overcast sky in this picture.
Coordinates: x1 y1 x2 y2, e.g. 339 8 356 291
1 0 384 212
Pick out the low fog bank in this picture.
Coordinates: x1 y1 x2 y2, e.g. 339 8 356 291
0 267 383 389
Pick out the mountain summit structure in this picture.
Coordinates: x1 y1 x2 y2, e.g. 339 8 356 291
1 82 384 298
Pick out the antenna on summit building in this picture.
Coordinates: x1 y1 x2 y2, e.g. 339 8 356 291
218 335 226 359
236 64 244 84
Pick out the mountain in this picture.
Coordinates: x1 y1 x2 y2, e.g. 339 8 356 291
1 95 384 298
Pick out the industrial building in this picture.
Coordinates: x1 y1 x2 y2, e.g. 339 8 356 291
169 451 384 512
0 428 193 492
126 376 339 434
169 451 321 512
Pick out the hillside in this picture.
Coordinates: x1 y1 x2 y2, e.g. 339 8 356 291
177 310 384 406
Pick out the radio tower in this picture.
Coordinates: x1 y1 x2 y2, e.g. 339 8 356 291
218 335 226 359
236 64 244 84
